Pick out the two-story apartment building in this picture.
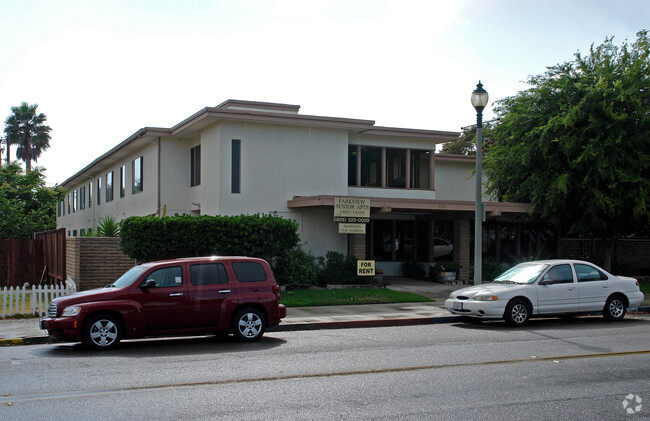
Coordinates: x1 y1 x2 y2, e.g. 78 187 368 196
57 99 529 278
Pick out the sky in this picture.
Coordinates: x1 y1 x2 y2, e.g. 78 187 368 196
0 0 648 186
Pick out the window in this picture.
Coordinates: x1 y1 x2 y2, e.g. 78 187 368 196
79 186 86 210
231 139 241 194
542 264 574 284
145 266 183 288
97 178 102 205
410 150 430 189
89 181 93 208
57 201 62 217
386 148 406 188
575 264 608 282
360 146 382 187
72 190 77 212
190 145 201 187
106 172 114 202
348 145 358 186
190 263 228 285
232 262 267 282
132 156 143 194
67 193 71 214
119 165 126 198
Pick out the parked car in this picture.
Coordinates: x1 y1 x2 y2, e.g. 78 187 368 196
40 256 286 349
445 260 644 326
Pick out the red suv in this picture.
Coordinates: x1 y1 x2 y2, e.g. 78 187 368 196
40 257 286 350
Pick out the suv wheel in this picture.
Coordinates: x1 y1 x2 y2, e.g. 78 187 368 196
83 314 121 350
232 308 266 341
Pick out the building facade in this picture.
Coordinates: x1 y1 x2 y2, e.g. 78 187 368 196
57 100 529 278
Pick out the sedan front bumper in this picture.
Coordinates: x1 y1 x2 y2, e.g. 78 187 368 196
445 298 507 319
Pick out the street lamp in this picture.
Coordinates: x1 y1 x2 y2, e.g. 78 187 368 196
471 81 488 285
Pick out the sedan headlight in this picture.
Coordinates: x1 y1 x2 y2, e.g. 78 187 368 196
62 306 81 317
473 295 499 301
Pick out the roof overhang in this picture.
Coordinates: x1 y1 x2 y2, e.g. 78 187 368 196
287 195 531 218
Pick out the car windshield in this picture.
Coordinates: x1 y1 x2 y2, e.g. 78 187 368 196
494 263 548 284
111 266 146 288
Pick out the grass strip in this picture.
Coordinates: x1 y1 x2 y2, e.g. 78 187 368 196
280 288 433 307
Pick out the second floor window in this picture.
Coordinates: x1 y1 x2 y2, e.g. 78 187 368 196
97 177 102 205
190 145 201 187
120 165 126 198
106 171 114 202
132 156 143 193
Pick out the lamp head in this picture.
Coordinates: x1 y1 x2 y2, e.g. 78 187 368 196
471 81 489 110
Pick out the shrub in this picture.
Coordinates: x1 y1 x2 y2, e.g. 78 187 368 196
482 258 505 281
273 247 319 286
119 213 299 262
317 251 367 285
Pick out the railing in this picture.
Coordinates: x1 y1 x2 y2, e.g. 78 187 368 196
1 281 77 318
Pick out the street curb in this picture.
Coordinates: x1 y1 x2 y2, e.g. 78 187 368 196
2 307 649 346
269 316 461 332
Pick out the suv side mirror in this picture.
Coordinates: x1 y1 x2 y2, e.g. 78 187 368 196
140 279 156 289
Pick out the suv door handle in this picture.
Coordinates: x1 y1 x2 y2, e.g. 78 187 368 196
218 289 231 294
169 292 184 297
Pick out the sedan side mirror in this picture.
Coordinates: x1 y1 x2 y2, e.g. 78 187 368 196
539 279 553 286
140 279 157 289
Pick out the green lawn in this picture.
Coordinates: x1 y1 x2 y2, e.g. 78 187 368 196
640 281 650 294
279 288 433 307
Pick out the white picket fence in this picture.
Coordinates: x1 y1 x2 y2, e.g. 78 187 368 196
1 280 77 318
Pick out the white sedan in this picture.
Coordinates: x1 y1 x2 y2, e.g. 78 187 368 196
445 259 644 326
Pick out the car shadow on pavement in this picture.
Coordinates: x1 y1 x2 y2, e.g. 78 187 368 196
450 314 650 331
37 334 287 358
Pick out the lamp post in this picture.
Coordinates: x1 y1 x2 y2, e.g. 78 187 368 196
471 81 488 285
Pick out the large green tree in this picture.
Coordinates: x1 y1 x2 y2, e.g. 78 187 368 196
0 163 65 238
484 31 650 270
4 102 52 172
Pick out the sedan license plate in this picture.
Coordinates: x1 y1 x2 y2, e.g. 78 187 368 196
452 301 463 310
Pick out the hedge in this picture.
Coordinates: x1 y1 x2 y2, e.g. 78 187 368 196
119 214 300 262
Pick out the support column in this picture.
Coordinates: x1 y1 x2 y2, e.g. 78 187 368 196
348 234 366 260
454 220 471 281
427 217 435 262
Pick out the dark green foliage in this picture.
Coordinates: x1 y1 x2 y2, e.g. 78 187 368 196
119 213 300 262
485 31 650 269
482 258 505 282
273 247 320 285
95 215 120 237
317 251 366 285
0 163 65 238
4 102 51 172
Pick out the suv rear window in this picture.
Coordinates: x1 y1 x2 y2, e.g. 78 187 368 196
232 262 267 283
190 263 228 285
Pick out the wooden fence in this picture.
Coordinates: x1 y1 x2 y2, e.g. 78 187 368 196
34 228 66 282
0 239 44 287
1 282 77 318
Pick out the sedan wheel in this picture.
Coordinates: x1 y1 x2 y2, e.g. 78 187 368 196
232 309 266 341
83 314 121 350
603 295 626 321
504 299 530 327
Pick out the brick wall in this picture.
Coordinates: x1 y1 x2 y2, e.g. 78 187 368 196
66 238 136 291
561 238 650 270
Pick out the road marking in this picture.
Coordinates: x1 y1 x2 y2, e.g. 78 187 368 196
3 349 650 403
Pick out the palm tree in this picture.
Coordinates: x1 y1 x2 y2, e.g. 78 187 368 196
3 102 52 172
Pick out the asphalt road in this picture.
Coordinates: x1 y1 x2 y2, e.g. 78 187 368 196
1 315 650 420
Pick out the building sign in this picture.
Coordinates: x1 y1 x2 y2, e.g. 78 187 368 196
334 197 370 224
334 197 370 234
357 260 375 276
338 223 366 234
